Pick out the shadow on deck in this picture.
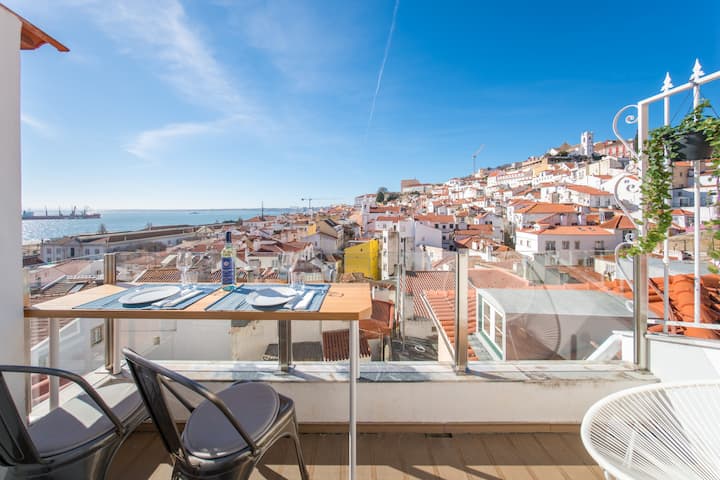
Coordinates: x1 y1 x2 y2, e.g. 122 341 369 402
109 430 602 480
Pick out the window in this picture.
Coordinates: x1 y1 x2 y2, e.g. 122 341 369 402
46 248 51 255
434 224 439 228
574 241 581 250
90 325 103 346
562 241 570 250
545 241 556 251
482 302 491 335
94 249 100 255
494 313 504 348
84 248 90 255
594 240 605 250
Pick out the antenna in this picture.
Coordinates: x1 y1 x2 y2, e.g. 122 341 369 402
471 144 486 175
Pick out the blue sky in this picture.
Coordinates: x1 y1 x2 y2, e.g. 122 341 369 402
9 0 720 209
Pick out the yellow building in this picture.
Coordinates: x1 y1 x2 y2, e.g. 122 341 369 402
343 239 380 280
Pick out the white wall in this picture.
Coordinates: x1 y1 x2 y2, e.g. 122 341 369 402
0 9 24 407
648 335 720 382
156 365 652 425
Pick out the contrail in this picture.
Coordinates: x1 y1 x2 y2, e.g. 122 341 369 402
366 0 400 136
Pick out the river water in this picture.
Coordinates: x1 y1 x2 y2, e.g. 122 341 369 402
22 208 292 244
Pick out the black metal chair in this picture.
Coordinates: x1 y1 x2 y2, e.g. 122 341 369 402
122 348 309 480
0 365 148 480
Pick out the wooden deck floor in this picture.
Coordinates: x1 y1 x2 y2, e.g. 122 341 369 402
108 430 603 480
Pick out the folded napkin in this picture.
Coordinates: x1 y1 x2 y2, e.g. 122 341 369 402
292 290 316 310
164 289 204 307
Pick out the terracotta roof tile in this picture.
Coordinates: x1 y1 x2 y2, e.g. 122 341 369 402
415 214 455 224
599 215 636 230
565 185 612 195
517 226 613 236
515 203 578 214
423 290 478 360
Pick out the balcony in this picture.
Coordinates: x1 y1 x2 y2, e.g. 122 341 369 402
3 7 720 479
109 430 603 479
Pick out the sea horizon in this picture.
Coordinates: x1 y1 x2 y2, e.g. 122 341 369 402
22 207 310 244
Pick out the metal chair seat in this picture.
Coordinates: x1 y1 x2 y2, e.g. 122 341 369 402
182 382 279 460
29 382 144 457
0 366 148 480
123 348 309 480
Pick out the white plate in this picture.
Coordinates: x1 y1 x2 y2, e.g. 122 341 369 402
248 287 297 307
119 286 181 305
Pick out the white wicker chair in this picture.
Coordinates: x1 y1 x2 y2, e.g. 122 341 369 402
581 381 720 480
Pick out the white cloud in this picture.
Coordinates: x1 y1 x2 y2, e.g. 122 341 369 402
127 119 218 159
80 0 248 114
21 114 55 137
126 114 264 159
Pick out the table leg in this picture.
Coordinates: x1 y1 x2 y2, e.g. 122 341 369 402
278 320 292 372
349 319 358 480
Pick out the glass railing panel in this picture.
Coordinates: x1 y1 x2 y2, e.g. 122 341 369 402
466 249 633 362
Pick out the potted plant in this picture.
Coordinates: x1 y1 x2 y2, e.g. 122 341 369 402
625 100 720 257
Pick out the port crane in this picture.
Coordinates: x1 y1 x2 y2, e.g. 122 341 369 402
471 144 486 175
301 198 314 212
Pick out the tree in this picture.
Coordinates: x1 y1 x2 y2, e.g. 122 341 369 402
376 186 388 204
97 223 108 234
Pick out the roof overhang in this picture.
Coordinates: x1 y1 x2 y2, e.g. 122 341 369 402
1 4 69 52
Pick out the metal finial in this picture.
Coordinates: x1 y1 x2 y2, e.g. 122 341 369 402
661 72 673 93
690 59 704 82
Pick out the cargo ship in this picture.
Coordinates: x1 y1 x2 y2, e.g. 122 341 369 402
22 206 101 220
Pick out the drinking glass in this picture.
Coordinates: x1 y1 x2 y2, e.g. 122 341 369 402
176 249 192 287
280 252 296 283
290 270 305 293
185 270 199 288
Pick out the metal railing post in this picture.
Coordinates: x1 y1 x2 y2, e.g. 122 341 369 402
455 248 469 373
103 253 121 374
49 318 59 410
692 72 702 326
633 255 648 369
278 320 292 372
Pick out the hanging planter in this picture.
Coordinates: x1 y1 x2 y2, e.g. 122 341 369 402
675 131 713 162
624 100 720 258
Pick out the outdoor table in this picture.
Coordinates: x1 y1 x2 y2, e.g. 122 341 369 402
24 282 372 480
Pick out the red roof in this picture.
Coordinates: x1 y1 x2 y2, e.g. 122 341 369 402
647 274 720 339
515 203 578 214
0 4 69 52
517 225 613 236
598 215 636 230
671 209 694 216
423 290 478 360
565 185 612 196
376 215 403 222
415 214 454 224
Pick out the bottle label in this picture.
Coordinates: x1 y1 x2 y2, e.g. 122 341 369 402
221 257 234 285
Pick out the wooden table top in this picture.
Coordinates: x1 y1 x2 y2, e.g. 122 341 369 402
24 283 372 321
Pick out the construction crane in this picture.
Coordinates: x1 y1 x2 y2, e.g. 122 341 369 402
471 144 486 175
301 197 313 211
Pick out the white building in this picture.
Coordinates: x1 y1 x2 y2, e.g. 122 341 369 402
40 227 198 263
515 225 619 265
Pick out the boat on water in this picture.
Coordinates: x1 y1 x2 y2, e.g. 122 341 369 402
22 206 101 220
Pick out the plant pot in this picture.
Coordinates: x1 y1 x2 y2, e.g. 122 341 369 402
675 131 713 161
